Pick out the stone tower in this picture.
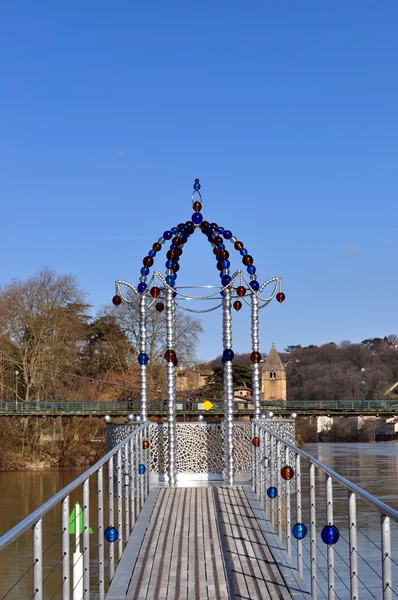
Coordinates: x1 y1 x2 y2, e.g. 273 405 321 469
262 344 287 401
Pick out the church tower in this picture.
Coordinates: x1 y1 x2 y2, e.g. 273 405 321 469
262 344 287 401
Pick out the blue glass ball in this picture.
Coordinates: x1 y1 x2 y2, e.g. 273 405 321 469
250 281 259 291
180 234 188 243
218 227 225 234
166 260 175 269
170 243 177 250
165 276 176 286
207 234 214 242
220 291 225 298
104 526 119 543
247 265 256 274
222 275 231 286
148 249 156 258
171 227 178 234
193 182 201 191
172 291 177 298
140 267 149 276
221 260 230 269
240 248 248 256
292 523 308 540
222 348 234 362
137 353 149 365
218 243 225 250
192 213 203 225
321 525 340 545
223 230 232 240
173 358 178 366
138 464 146 474
137 282 147 293
163 230 172 240
267 487 278 498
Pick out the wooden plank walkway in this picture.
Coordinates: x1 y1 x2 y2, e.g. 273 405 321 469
106 486 309 600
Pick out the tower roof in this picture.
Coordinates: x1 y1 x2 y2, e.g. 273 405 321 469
263 344 284 370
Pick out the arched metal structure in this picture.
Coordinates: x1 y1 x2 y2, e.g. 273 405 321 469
113 180 285 486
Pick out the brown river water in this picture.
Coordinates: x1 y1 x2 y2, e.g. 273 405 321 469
1 443 398 599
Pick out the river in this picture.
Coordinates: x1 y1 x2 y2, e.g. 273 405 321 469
1 444 398 598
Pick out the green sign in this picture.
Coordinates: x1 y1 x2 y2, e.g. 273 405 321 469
68 502 94 535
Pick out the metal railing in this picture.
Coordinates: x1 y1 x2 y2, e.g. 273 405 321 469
0 422 150 600
252 420 398 599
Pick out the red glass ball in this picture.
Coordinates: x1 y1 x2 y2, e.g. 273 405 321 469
250 351 262 363
142 440 150 450
172 236 182 246
252 437 260 447
155 302 164 312
172 263 180 273
213 236 223 246
218 250 229 261
112 295 122 306
234 241 244 251
200 221 209 233
152 242 162 252
164 349 177 363
177 223 184 230
276 292 286 303
175 248 182 257
185 221 195 234
210 223 218 231
236 286 246 297
213 247 219 256
150 286 160 298
193 201 202 212
242 255 253 267
233 300 242 311
217 262 223 271
281 466 295 480
143 256 154 268
166 250 177 261
195 178 200 183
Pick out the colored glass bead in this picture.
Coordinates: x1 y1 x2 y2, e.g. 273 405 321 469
247 265 256 274
185 221 195 234
250 281 259 291
175 247 182 256
281 466 295 480
223 230 232 239
172 291 177 298
276 292 286 303
104 526 119 543
292 523 308 540
137 282 147 293
166 250 177 261
137 353 149 365
252 437 260 447
221 275 231 286
155 302 164 312
141 267 149 276
171 227 178 234
218 243 225 250
193 201 202 212
213 247 219 256
233 300 242 311
240 248 248 256
213 236 223 246
200 220 209 232
180 234 188 243
150 286 160 298
142 440 150 450
138 464 146 474
152 242 162 252
172 263 180 273
165 349 177 362
165 275 176 286
163 231 172 240
148 249 156 258
112 295 122 306
195 178 200 183
234 241 244 251
222 348 234 362
221 259 230 269
193 182 201 191
267 487 278 499
210 223 218 230
236 286 246 297
216 262 223 271
165 260 175 269
177 223 184 230
143 256 154 268
218 249 229 261
250 351 262 363
242 255 253 267
192 213 203 224
173 358 178 366
172 236 181 246
321 525 340 545
218 227 225 234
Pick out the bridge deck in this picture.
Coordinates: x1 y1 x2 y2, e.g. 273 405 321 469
106 485 308 600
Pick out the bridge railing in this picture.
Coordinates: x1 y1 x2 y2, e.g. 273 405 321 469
0 422 150 600
253 420 398 599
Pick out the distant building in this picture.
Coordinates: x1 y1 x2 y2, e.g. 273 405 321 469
262 344 287 401
176 367 211 392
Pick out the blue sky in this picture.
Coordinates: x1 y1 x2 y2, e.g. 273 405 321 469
0 2 397 361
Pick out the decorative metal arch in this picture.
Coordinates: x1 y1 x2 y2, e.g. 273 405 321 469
113 179 285 486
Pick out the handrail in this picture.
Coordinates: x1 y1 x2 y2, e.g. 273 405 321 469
0 422 148 552
255 419 398 522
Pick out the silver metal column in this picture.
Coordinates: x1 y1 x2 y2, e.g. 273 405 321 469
382 514 392 600
108 456 115 580
326 474 335 600
117 449 123 560
295 453 303 574
83 478 90 600
97 467 105 600
166 288 176 486
309 462 317 600
62 495 70 600
33 518 43 600
348 491 358 600
139 295 148 422
223 285 234 486
251 292 261 419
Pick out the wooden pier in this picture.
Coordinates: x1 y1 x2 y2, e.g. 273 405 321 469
106 486 309 600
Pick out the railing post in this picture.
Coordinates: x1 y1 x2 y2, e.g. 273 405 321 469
309 462 317 600
98 467 105 600
124 440 130 543
296 453 303 576
264 429 270 518
62 495 70 600
129 438 136 526
285 445 292 557
117 449 123 561
326 474 335 600
33 518 43 600
259 424 266 510
83 478 90 600
252 421 257 494
382 514 392 600
348 491 358 600
108 455 115 580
